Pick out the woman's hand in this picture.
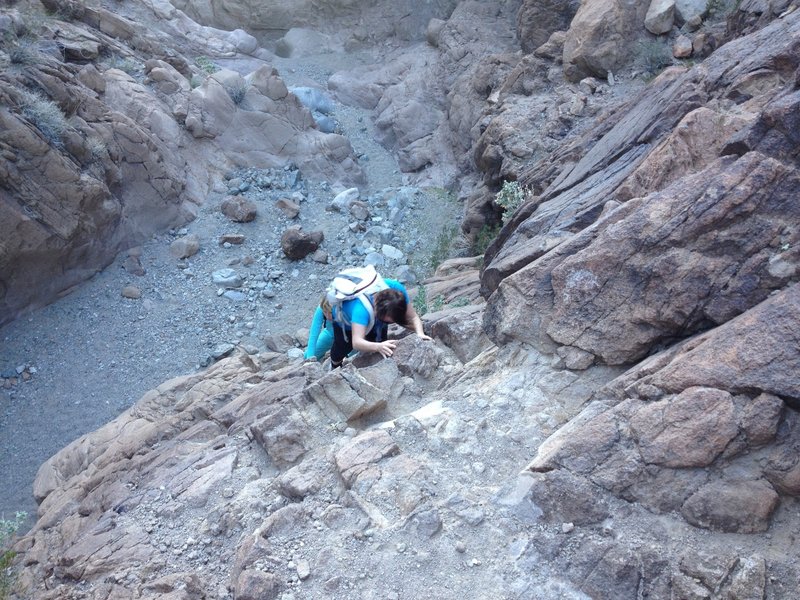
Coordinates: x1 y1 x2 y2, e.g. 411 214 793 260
376 339 398 357
417 333 432 342
352 323 398 357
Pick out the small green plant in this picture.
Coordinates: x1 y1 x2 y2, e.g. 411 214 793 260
429 225 458 272
495 180 527 224
449 296 470 309
86 137 106 162
429 294 446 313
1 512 27 600
225 83 248 106
413 285 428 317
472 223 500 256
195 56 219 74
106 54 140 76
18 88 68 146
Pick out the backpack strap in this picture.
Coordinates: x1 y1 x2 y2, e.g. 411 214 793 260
358 294 377 337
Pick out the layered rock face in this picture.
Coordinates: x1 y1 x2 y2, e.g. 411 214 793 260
0 0 363 325
483 8 800 362
476 4 800 595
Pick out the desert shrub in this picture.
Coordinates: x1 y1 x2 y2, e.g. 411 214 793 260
429 294 446 313
7 39 37 65
86 137 107 161
195 56 219 74
429 225 458 272
705 0 738 19
413 284 428 316
495 180 526 224
225 83 248 106
106 54 140 76
1 512 27 600
18 89 68 146
449 296 470 309
472 223 500 256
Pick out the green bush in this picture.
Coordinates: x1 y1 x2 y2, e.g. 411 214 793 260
195 56 219 74
429 225 458 272
225 83 248 106
495 180 526 224
106 54 140 76
18 89 68 146
429 294 445 313
413 285 428 316
1 512 27 600
449 296 470 309
472 223 500 256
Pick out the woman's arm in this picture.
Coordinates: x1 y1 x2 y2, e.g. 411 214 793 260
404 302 432 341
351 323 397 357
304 306 325 359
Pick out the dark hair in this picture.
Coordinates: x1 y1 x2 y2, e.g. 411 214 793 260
374 289 408 326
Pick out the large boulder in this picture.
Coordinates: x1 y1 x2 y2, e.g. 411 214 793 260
517 0 581 54
562 0 650 81
0 57 192 326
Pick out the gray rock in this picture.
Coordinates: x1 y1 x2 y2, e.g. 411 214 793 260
645 0 676 34
364 252 385 267
365 226 394 244
121 286 142 299
408 508 442 538
381 244 404 261
349 201 371 221
334 429 398 486
221 196 257 223
212 268 243 288
222 290 247 302
306 365 388 422
276 198 301 219
289 86 335 114
251 406 309 466
169 234 200 259
210 343 235 360
329 187 360 212
394 265 417 284
314 113 337 133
